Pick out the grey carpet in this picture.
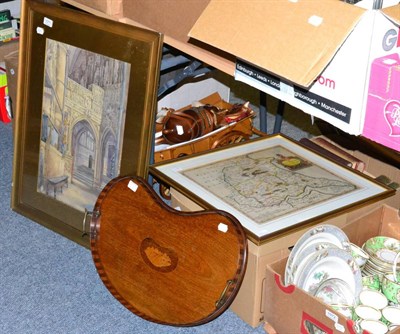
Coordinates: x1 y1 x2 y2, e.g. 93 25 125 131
0 120 267 333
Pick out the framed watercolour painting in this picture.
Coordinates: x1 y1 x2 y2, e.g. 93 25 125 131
150 134 394 244
12 0 163 246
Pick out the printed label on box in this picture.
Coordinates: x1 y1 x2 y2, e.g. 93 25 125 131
293 87 352 123
236 60 281 91
235 59 353 124
363 52 400 151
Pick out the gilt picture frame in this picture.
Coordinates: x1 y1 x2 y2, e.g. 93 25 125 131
150 134 394 244
11 0 163 246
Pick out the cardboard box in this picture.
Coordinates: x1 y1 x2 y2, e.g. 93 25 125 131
63 0 399 150
188 1 400 149
312 135 400 209
63 0 123 18
264 205 400 334
61 0 237 75
170 140 399 327
0 39 18 62
171 186 396 328
228 215 351 328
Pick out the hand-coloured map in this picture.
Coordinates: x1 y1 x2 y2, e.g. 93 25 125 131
182 145 357 224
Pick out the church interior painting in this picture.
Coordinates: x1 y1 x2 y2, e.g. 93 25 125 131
37 38 131 212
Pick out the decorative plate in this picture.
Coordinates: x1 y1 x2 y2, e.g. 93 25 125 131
285 225 350 285
287 241 338 286
314 278 355 306
295 247 362 299
363 236 400 265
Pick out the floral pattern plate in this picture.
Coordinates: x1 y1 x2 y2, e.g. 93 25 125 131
363 236 400 265
295 247 362 300
289 241 338 286
285 224 350 285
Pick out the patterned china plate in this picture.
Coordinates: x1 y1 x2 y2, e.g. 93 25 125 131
290 242 338 286
362 264 383 277
363 236 400 266
285 225 350 285
295 247 362 299
314 278 355 306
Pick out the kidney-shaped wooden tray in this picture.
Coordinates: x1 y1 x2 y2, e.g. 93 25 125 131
90 176 247 326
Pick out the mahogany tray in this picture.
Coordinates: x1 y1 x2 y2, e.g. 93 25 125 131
90 176 247 326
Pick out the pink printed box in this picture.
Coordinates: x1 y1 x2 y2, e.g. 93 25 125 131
363 53 400 152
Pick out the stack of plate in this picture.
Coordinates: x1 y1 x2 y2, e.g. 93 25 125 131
284 224 363 304
362 236 400 277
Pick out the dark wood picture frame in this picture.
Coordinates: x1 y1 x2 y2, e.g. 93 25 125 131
11 0 163 247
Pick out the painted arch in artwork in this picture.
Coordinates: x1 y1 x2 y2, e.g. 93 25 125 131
71 120 96 189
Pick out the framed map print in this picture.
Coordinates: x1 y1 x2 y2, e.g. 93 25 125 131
150 134 394 243
11 0 162 246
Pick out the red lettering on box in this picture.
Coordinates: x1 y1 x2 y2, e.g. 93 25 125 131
274 273 295 294
316 75 336 90
346 319 366 334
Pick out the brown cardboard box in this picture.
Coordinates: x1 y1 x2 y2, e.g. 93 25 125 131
192 1 400 150
64 0 123 18
61 0 236 75
189 0 365 87
313 136 400 209
169 143 399 327
0 40 19 62
62 0 400 151
171 187 395 328
188 0 400 149
264 205 400 334
61 0 371 84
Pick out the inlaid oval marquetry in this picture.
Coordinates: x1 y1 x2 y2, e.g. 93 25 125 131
140 237 178 272
90 176 247 327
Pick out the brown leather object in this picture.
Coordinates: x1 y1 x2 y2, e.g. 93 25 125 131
161 106 217 144
90 176 247 326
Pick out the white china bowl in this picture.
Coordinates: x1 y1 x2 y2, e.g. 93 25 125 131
359 289 388 310
382 306 400 325
359 320 388 334
354 304 381 321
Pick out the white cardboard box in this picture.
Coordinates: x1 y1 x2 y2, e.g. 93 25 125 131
189 1 400 150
